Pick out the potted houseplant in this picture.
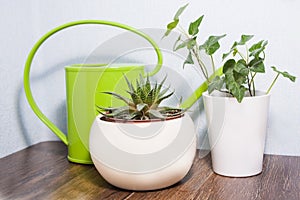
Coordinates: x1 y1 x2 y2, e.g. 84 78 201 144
89 75 196 190
164 4 296 177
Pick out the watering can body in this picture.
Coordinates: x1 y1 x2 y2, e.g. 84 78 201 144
65 64 144 163
24 20 162 164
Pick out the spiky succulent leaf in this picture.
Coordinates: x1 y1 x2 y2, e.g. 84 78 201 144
136 79 147 102
127 91 143 105
145 88 155 105
97 106 130 118
101 91 134 107
156 91 174 105
130 112 142 120
158 86 171 98
156 76 167 95
145 76 151 94
147 109 164 119
137 103 148 112
97 75 182 120
124 75 135 93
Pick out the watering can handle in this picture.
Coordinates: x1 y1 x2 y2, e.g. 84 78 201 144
23 20 163 145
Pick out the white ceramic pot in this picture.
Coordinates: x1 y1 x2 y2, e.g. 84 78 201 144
203 91 270 177
89 114 196 190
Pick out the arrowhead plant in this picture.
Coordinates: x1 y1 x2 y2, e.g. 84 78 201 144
164 4 296 103
209 35 296 102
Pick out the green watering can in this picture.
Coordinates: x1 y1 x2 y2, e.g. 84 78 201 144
24 20 163 164
24 20 222 164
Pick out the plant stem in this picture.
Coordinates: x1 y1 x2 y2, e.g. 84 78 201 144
192 48 209 81
193 40 209 80
219 89 233 96
249 72 257 85
210 55 216 76
178 25 189 37
249 72 256 96
245 45 249 64
237 51 246 61
267 73 280 94
247 75 253 96
178 25 209 82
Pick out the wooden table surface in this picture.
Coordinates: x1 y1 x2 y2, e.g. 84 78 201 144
0 141 299 200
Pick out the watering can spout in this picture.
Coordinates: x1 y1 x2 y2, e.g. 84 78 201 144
179 67 223 110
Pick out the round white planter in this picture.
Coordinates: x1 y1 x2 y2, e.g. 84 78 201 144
89 114 196 190
203 91 270 177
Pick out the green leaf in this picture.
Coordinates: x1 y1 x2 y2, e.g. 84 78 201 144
127 91 143 105
231 41 238 50
249 58 265 73
130 112 141 120
137 103 148 112
249 40 268 58
249 40 263 51
224 71 247 102
124 75 135 93
163 20 179 37
147 109 164 119
249 40 267 52
233 60 248 84
174 37 196 51
183 51 194 68
232 86 246 103
145 88 155 105
222 42 238 60
163 4 189 38
136 80 147 102
158 86 171 98
188 15 204 36
167 20 179 30
199 34 226 55
223 59 236 73
173 35 182 51
174 3 189 20
102 91 133 106
157 91 174 105
222 35 253 60
145 75 151 93
233 71 247 85
187 37 197 49
110 106 131 117
208 76 225 94
238 35 254 45
234 59 249 76
156 76 167 95
233 48 238 57
205 42 220 55
225 76 246 102
222 52 231 60
271 66 296 82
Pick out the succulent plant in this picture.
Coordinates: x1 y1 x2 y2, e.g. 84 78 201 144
97 75 183 120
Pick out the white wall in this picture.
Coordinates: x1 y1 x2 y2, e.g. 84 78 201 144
1 0 299 158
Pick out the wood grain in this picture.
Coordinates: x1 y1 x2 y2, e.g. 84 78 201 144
0 141 299 200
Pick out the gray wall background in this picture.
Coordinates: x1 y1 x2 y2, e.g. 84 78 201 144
1 0 299 158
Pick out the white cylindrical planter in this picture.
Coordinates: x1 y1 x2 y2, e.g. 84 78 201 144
203 91 270 177
89 114 196 190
